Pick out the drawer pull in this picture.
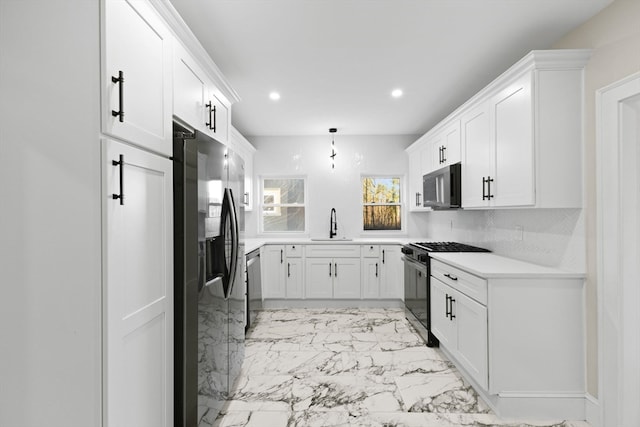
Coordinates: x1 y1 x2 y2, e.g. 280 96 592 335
444 273 458 281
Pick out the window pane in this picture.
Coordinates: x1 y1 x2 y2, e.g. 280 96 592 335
263 207 306 232
263 178 304 204
363 205 401 230
362 177 401 204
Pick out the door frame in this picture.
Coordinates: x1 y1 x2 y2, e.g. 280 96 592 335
596 71 640 427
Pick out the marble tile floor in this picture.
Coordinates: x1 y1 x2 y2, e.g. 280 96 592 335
213 308 590 427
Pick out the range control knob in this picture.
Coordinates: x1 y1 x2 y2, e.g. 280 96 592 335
417 254 429 263
401 247 413 255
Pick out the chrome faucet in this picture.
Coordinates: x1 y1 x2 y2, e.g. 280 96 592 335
329 208 337 238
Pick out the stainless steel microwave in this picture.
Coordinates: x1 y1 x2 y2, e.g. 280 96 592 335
423 163 462 209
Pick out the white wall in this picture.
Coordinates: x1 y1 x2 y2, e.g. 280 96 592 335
246 135 416 238
552 0 640 397
0 2 102 426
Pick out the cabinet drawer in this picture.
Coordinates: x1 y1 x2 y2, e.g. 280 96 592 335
286 244 302 258
306 245 360 258
361 245 380 258
431 259 487 305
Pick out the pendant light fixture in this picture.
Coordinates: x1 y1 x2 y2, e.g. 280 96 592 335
329 128 337 169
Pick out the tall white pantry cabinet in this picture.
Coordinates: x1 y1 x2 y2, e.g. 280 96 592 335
102 1 174 426
0 1 239 426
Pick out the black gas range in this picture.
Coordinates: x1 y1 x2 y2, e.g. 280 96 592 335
402 241 490 261
401 241 489 347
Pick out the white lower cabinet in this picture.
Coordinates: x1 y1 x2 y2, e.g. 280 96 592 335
305 258 333 298
261 244 402 301
285 256 304 298
333 258 361 298
304 257 361 299
262 245 286 298
430 256 586 419
431 278 488 388
430 278 455 349
379 245 403 299
103 138 173 427
362 257 380 298
363 245 404 299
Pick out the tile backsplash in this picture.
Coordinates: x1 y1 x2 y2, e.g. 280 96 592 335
411 208 585 272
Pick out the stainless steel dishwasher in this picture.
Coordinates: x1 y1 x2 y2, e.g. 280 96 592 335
245 248 262 332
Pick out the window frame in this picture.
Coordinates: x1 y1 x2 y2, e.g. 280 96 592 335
259 175 308 235
360 174 404 233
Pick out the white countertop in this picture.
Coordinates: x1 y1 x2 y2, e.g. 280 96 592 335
430 252 584 279
244 237 413 254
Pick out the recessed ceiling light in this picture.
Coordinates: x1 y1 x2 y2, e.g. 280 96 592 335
391 89 403 98
269 91 281 101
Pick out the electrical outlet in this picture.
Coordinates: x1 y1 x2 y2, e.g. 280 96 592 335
514 225 524 241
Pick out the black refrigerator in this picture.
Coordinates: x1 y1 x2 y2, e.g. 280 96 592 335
173 123 245 427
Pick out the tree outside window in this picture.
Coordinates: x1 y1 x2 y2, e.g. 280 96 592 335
362 176 401 231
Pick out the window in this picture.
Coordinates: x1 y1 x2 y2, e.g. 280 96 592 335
362 176 402 231
261 177 306 233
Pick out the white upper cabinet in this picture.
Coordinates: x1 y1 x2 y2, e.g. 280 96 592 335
442 120 461 167
409 49 590 210
230 127 256 211
426 119 461 174
407 119 461 212
205 89 230 144
173 43 232 145
491 72 534 206
461 104 492 207
173 42 206 133
463 72 535 208
103 0 173 156
407 141 431 212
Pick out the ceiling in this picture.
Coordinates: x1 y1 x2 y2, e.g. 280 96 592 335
169 0 612 138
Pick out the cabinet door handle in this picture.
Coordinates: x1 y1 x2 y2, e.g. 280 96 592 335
442 146 447 163
205 101 213 129
334 263 338 277
416 192 421 207
329 263 332 277
444 273 458 281
438 146 442 164
482 177 487 200
243 192 249 205
111 71 124 123
280 249 283 263
487 176 494 199
111 154 124 205
445 294 451 318
382 250 385 264
375 263 378 277
287 263 290 277
450 298 456 320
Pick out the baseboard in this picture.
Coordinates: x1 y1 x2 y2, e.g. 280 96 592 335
262 299 404 309
585 393 600 427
